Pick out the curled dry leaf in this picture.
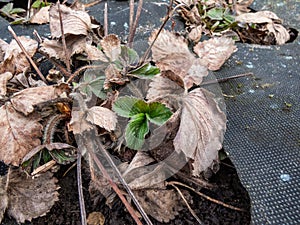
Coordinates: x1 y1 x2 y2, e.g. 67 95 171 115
0 169 59 223
0 71 13 96
234 0 254 15
49 3 95 38
193 37 237 71
40 36 90 65
235 11 290 45
149 29 208 89
0 36 38 74
134 188 186 223
100 34 121 62
174 88 226 176
29 5 50 24
0 102 43 166
87 211 105 225
70 105 117 134
86 106 117 132
10 83 69 115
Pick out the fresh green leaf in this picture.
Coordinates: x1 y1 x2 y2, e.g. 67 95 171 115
207 8 224 21
146 102 172 126
31 0 43 8
125 113 149 150
113 96 147 118
10 18 26 25
10 7 26 14
1 3 13 14
129 63 160 79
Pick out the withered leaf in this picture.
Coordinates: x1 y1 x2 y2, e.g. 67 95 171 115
0 102 43 166
193 37 237 71
0 169 59 223
87 212 105 225
0 71 13 96
70 106 117 134
0 36 38 74
149 29 194 77
149 29 208 89
173 88 226 176
86 106 117 132
100 34 121 62
134 188 185 223
10 83 70 115
40 36 89 65
122 151 169 190
49 3 95 38
29 5 50 24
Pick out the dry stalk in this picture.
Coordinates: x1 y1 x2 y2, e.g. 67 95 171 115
128 0 143 47
57 1 71 72
167 181 246 212
8 26 48 83
170 183 204 225
140 0 174 64
104 3 108 36
77 149 87 225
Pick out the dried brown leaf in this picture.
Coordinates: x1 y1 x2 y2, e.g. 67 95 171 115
134 188 185 223
0 178 8 223
40 36 88 65
266 23 290 45
49 3 95 38
0 169 59 223
235 0 254 15
100 34 121 62
0 38 9 62
30 6 50 24
188 25 202 43
0 102 43 166
235 11 282 24
86 106 117 132
0 72 13 96
174 88 226 176
193 37 237 71
149 29 194 76
149 29 208 89
87 212 105 225
0 36 38 74
10 83 70 115
70 106 116 134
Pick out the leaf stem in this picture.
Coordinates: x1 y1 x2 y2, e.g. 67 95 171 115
8 26 48 83
57 1 71 72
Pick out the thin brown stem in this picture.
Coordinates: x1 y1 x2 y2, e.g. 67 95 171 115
86 143 144 225
128 0 143 47
167 181 246 212
77 150 87 225
57 1 71 72
104 3 108 36
170 183 204 225
66 64 105 83
8 26 47 83
128 0 135 45
201 72 254 87
140 0 174 64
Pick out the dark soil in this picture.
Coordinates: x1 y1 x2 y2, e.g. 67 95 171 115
1 156 251 225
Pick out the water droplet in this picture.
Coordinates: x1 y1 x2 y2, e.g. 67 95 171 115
270 103 279 109
110 21 116 26
248 89 255 94
280 174 291 182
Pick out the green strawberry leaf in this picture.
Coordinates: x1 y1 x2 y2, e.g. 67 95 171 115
146 102 173 126
125 113 149 150
129 63 160 79
113 96 148 118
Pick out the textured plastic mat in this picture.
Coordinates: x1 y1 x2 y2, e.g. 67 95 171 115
214 41 300 224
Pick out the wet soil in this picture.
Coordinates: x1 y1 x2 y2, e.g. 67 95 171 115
1 156 251 225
